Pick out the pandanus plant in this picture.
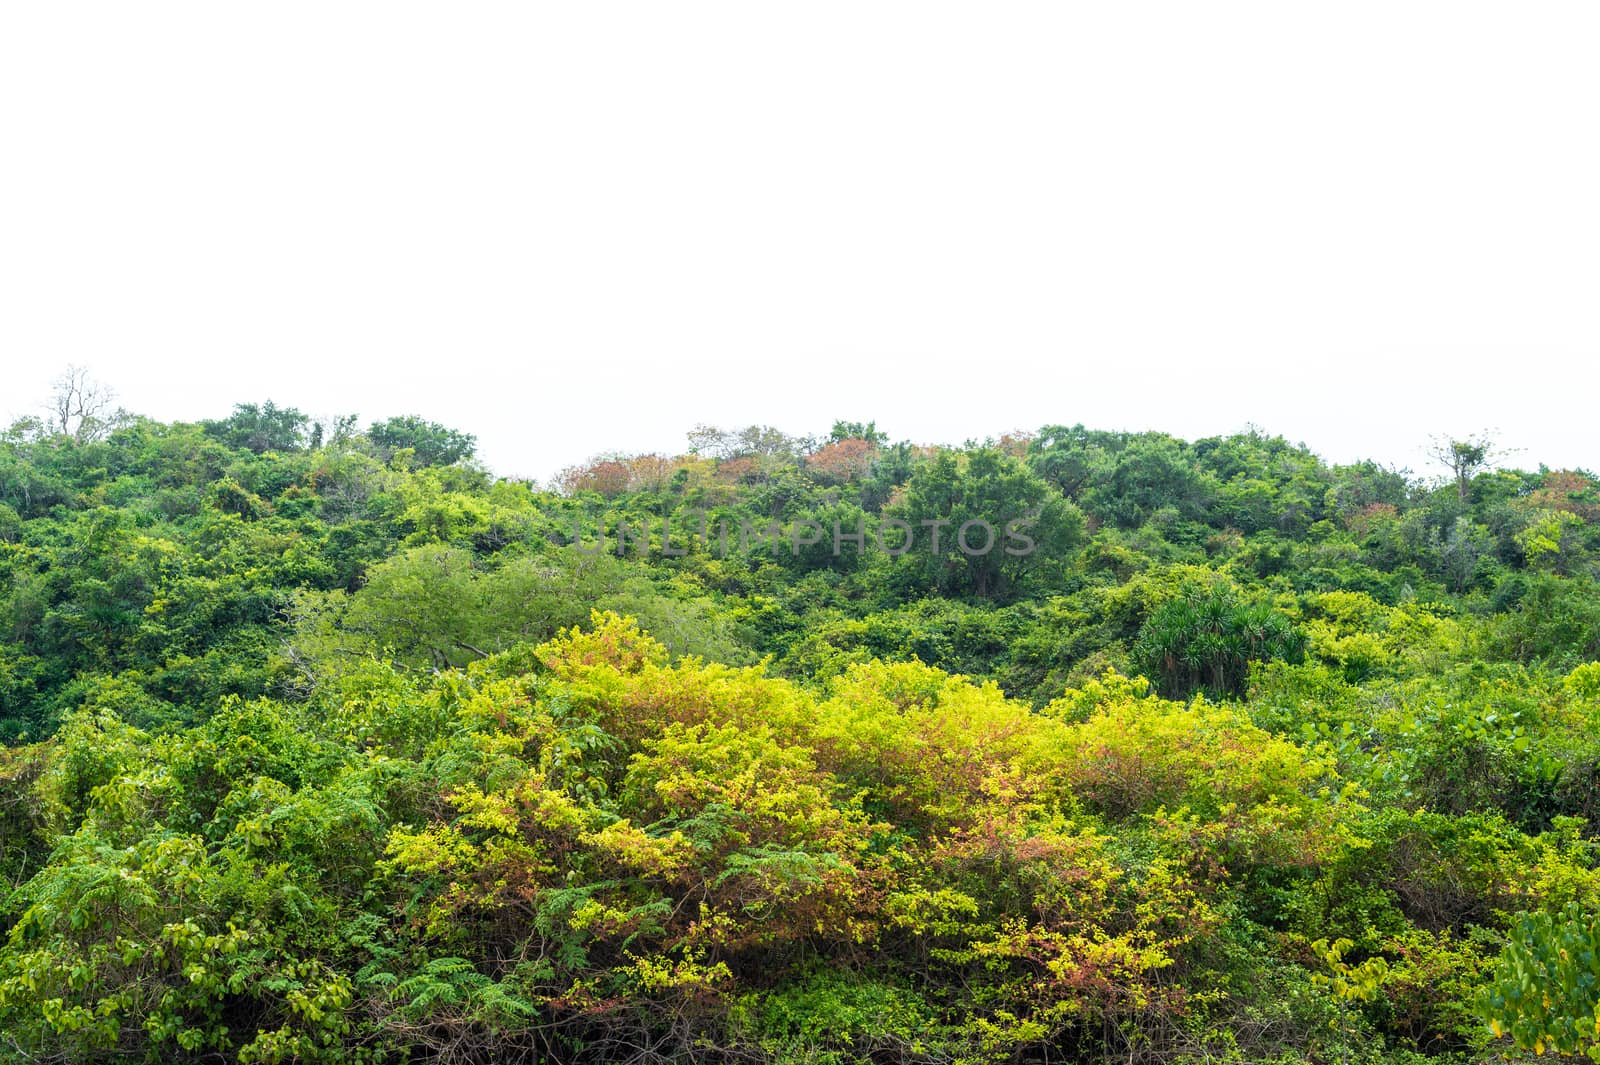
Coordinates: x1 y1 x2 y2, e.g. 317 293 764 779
1133 590 1306 698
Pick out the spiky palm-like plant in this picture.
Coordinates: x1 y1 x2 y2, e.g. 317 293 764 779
1133 591 1305 698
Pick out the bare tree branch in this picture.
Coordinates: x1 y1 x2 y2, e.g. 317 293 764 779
44 364 121 441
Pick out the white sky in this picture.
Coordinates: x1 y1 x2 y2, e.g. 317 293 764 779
2 3 1596 484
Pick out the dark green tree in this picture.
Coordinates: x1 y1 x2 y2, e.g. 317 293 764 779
892 448 1084 601
367 415 477 467
203 401 311 453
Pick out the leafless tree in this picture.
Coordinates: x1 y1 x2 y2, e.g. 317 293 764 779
45 365 120 441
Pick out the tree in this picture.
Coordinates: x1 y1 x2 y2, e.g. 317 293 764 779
891 447 1084 600
1328 459 1413 519
44 365 121 442
687 423 811 466
1429 432 1505 503
806 438 876 484
1029 426 1216 527
557 457 632 498
1529 468 1600 523
367 415 476 467
1028 423 1103 497
827 420 888 447
203 401 311 453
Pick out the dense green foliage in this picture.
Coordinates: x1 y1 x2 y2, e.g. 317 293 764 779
3 406 1600 1062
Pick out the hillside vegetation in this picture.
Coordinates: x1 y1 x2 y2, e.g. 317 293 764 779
3 404 1600 1063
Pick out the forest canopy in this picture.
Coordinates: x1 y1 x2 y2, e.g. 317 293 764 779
2 393 1600 1063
